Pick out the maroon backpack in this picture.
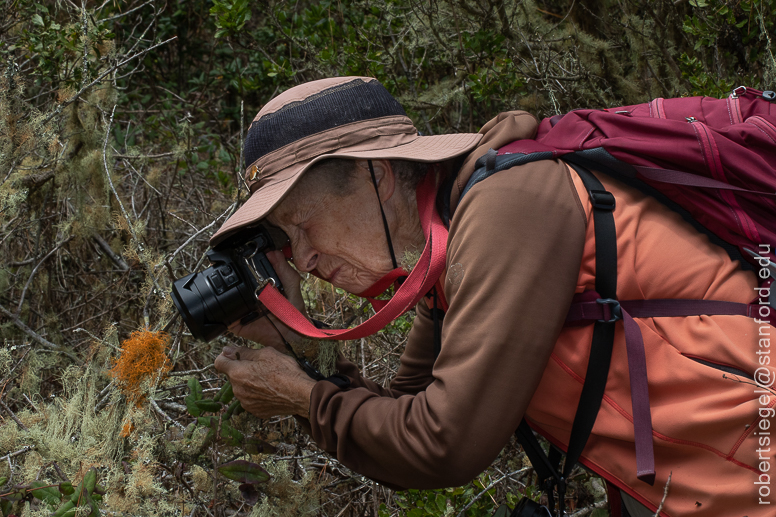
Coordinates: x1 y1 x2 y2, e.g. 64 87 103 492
460 87 776 516
464 86 776 272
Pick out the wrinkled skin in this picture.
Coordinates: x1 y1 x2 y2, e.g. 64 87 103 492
214 345 314 418
214 160 425 418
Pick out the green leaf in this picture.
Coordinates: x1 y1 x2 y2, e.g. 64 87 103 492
217 460 270 484
197 416 216 428
29 481 62 505
224 398 242 419
185 377 205 416
242 437 277 455
32 14 44 26
194 399 223 412
52 500 76 517
219 421 244 446
0 476 6 487
188 377 203 401
185 395 202 417
435 494 446 513
215 382 233 404
2 489 24 502
82 468 97 494
59 481 75 496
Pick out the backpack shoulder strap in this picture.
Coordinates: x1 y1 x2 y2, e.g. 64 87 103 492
516 161 631 517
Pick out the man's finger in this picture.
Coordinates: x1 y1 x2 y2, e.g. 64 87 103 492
214 353 234 374
234 347 264 362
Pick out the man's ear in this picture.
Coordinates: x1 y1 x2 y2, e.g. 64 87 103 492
358 159 395 203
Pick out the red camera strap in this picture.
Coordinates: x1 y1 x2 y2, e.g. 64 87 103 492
256 171 448 340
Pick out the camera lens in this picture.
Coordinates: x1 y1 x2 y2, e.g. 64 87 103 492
171 260 259 341
171 271 228 341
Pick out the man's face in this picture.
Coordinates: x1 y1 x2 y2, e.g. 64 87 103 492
266 163 398 294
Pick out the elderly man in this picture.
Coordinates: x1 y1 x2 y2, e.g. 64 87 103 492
212 77 773 517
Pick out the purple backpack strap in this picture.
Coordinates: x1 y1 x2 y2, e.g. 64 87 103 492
565 285 775 488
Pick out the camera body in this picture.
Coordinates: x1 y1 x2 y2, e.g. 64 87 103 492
171 224 289 341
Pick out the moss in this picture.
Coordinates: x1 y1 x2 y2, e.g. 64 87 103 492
314 340 338 378
400 248 421 273
18 351 48 395
249 461 322 517
0 412 21 456
0 345 11 373
190 464 211 494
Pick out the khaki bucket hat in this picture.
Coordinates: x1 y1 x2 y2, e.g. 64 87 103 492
210 76 482 246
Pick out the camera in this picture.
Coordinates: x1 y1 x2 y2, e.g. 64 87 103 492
171 224 289 341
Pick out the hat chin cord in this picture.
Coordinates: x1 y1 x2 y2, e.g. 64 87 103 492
366 159 400 271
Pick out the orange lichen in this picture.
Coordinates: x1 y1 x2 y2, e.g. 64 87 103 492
120 421 135 438
110 330 172 404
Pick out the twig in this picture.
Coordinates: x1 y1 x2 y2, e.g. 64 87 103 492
41 36 178 127
0 348 30 387
237 99 249 194
94 382 115 412
52 461 70 483
81 0 89 89
158 400 187 413
150 398 185 429
455 468 529 517
92 234 129 271
0 399 29 431
0 302 82 364
22 393 39 412
654 471 672 516
165 202 236 265
15 237 73 317
73 328 122 351
570 500 607 516
169 365 215 376
103 104 140 244
101 0 154 22
113 151 178 160
0 445 34 462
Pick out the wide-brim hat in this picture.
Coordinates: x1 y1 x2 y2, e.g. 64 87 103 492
210 76 482 246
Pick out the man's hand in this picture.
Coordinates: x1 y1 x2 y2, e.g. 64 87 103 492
214 346 315 418
229 250 307 353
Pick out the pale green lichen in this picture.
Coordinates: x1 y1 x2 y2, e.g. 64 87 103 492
250 461 321 517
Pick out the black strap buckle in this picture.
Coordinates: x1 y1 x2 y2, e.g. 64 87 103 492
596 298 622 323
588 189 616 211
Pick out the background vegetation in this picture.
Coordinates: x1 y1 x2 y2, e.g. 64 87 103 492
1 0 774 515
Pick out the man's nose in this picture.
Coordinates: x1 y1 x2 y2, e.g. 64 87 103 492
292 243 319 273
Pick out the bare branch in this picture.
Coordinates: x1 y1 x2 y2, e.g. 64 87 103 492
0 399 29 430
0 302 82 364
92 234 129 271
15 237 72 317
41 36 177 127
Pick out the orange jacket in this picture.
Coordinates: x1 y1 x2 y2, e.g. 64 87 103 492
524 165 776 516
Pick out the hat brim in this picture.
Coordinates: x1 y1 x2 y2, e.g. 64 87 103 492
210 132 482 246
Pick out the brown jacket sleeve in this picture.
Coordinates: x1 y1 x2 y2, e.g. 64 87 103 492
309 159 586 489
326 302 437 397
